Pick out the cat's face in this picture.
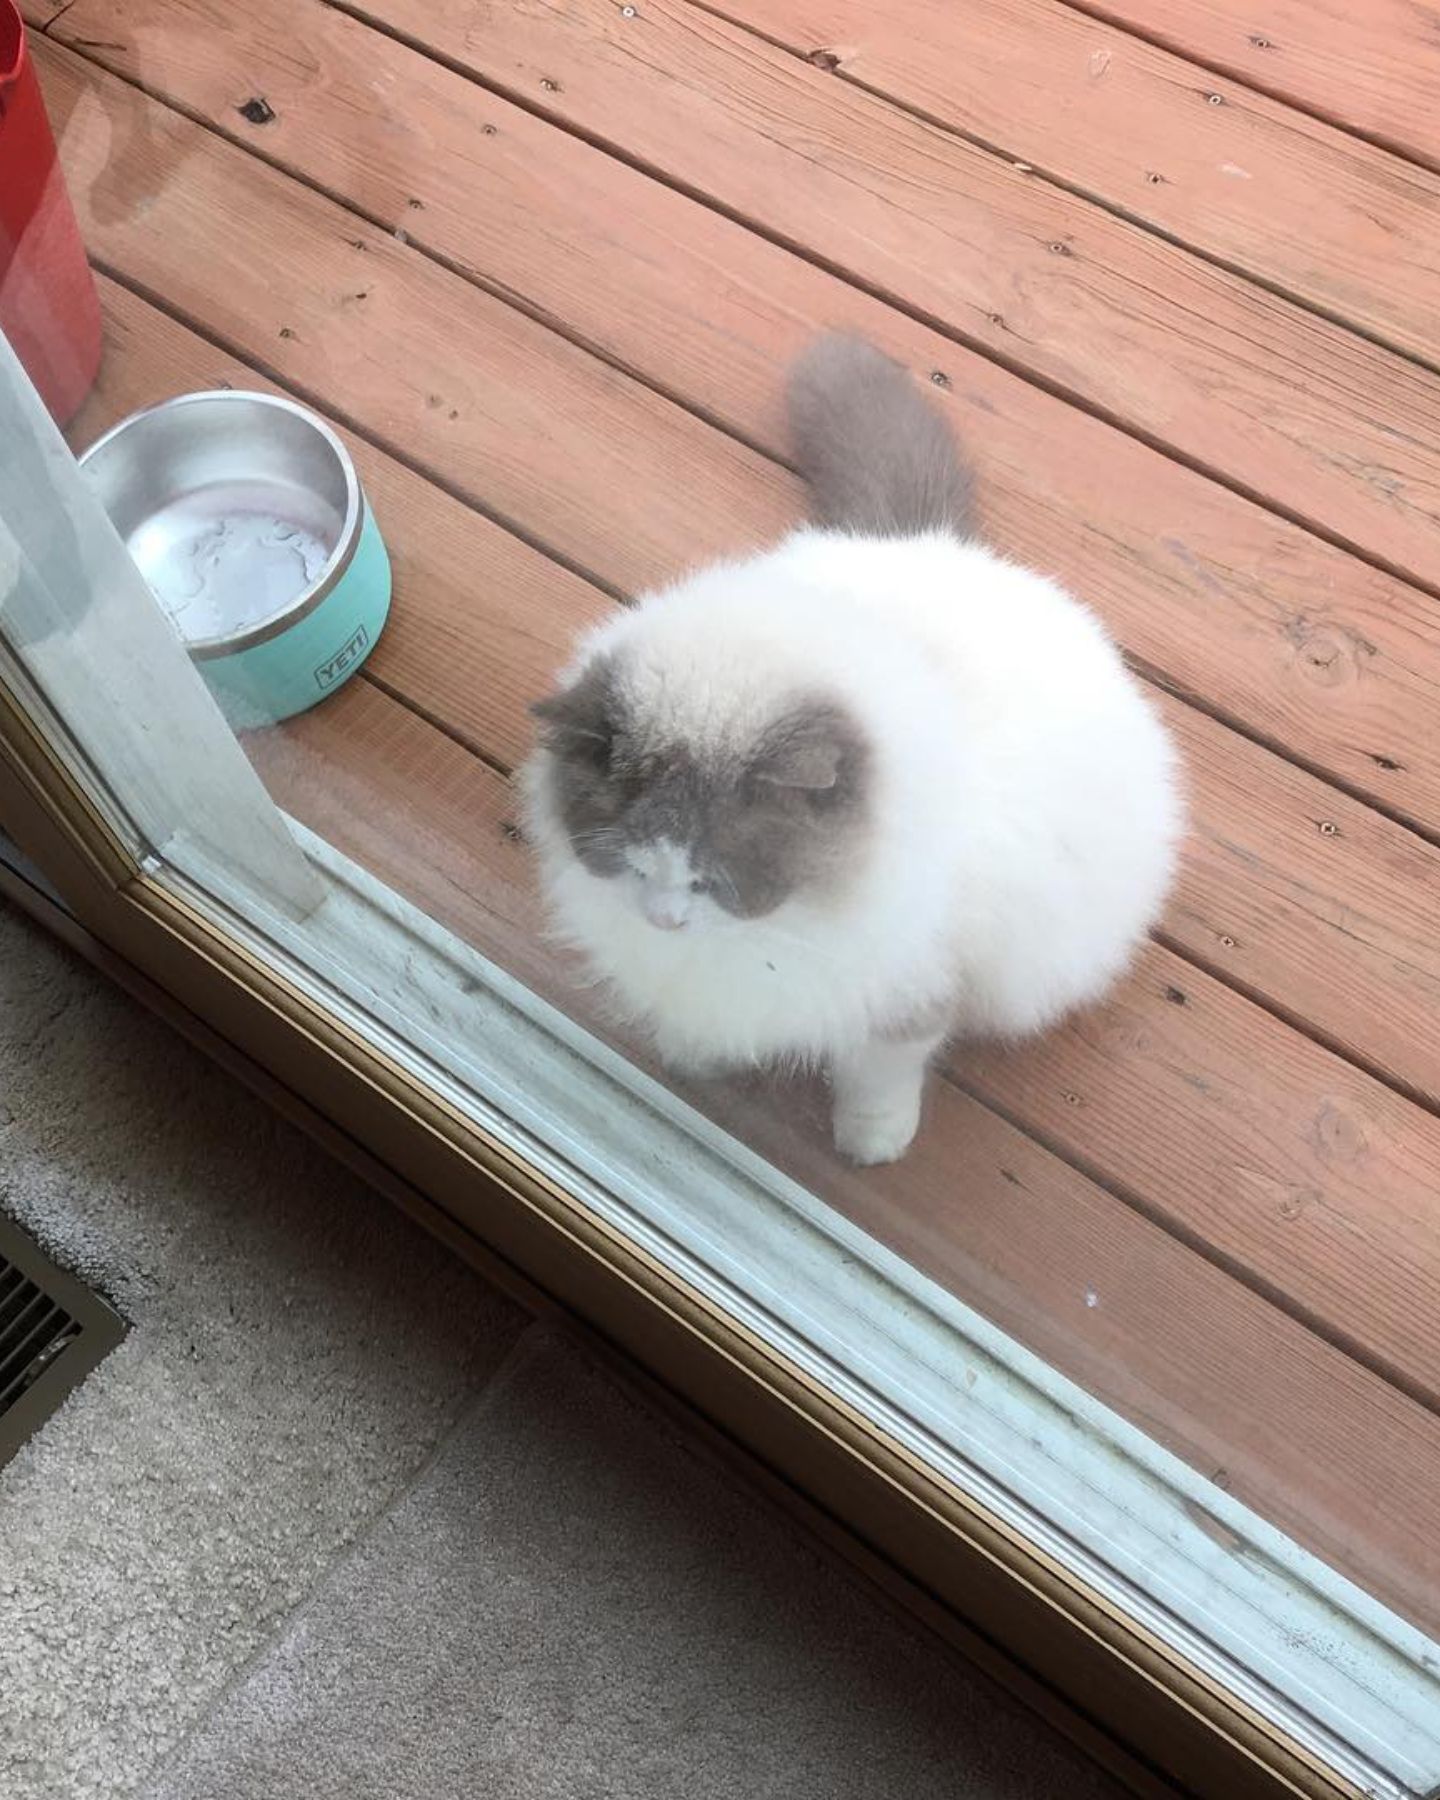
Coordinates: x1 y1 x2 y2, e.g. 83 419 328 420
532 657 870 934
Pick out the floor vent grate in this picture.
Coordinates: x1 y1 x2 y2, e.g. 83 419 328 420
0 1212 126 1469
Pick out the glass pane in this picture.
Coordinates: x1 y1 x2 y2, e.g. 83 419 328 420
7 8 1440 1793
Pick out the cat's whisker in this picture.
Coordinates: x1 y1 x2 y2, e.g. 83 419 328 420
711 863 742 910
568 827 625 855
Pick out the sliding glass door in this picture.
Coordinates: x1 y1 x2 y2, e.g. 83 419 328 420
4 309 1438 1800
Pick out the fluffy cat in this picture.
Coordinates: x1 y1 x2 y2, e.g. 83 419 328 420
523 335 1181 1165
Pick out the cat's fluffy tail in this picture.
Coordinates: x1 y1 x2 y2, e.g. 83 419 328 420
787 333 973 538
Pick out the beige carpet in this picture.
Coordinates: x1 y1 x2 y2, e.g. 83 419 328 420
0 892 1128 1799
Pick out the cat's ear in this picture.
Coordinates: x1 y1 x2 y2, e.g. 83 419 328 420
531 660 619 763
751 703 862 792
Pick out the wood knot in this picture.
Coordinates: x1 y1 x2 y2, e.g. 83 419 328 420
238 96 275 125
1311 1101 1365 1164
1285 618 1363 688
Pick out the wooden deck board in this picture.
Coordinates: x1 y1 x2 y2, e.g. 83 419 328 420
1158 694 1440 1109
1068 0 1440 171
37 32 1440 839
43 0 1440 609
31 0 1440 1639
38 38 1440 846
954 939 1440 1398
709 0 1440 358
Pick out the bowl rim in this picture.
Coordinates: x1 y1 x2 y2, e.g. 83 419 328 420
78 389 366 659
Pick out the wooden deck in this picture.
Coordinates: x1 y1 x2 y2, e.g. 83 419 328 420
29 0 1440 1639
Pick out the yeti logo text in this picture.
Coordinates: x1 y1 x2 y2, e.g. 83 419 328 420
314 625 369 690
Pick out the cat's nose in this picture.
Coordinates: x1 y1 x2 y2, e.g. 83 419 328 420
641 891 690 931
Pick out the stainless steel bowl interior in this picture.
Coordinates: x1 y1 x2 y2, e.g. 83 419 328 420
79 392 362 655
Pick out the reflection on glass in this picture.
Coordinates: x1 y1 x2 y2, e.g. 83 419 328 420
4 17 1440 1789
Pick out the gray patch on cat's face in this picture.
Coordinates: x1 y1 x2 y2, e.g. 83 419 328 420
532 657 870 919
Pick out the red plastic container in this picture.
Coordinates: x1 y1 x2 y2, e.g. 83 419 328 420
0 0 101 424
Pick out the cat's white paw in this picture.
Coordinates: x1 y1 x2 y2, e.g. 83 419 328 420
833 1098 920 1166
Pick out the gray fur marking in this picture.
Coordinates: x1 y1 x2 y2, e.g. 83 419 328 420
533 671 871 919
787 333 973 538
532 334 951 916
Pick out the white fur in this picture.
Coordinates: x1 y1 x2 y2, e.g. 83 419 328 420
524 528 1182 1163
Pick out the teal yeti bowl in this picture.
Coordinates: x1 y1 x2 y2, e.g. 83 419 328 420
79 391 390 727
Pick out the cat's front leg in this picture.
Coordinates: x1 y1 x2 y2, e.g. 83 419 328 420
831 1031 943 1166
